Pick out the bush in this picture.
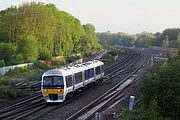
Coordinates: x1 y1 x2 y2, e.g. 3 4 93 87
39 50 51 60
33 60 50 70
26 70 43 81
108 47 122 56
67 55 81 63
5 66 31 77
139 55 180 119
8 54 25 65
50 57 66 66
121 108 146 120
0 59 5 67
0 43 16 63
0 84 28 104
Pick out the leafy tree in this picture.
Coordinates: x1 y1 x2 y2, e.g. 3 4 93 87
8 54 25 65
140 55 180 119
17 34 38 62
177 33 180 48
162 36 169 48
0 2 102 65
0 59 5 67
134 32 155 48
0 43 16 64
81 24 102 55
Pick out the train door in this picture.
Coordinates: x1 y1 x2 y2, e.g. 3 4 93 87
72 74 75 91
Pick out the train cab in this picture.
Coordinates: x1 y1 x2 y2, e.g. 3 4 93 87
41 69 69 102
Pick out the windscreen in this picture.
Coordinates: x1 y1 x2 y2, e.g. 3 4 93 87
43 76 64 88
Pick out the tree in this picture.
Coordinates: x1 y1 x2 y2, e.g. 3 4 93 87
0 43 16 64
81 24 102 55
17 35 38 62
177 33 180 48
0 59 5 67
140 56 180 119
0 2 102 65
162 36 169 48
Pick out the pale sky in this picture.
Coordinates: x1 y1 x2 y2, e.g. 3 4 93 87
0 0 180 34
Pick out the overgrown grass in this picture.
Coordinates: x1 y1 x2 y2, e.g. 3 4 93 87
0 78 30 105
102 46 124 64
0 60 50 105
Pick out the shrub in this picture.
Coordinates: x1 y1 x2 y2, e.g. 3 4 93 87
108 47 122 56
0 84 29 104
5 66 31 77
33 60 50 70
26 70 43 81
67 55 81 63
50 57 66 66
39 50 51 60
0 59 5 67
8 54 25 65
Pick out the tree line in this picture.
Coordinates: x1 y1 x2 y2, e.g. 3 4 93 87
0 2 102 66
97 28 180 48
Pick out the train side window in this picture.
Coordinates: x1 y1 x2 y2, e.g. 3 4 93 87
75 72 83 84
66 75 73 87
85 70 89 80
95 66 101 75
88 68 94 78
101 65 104 73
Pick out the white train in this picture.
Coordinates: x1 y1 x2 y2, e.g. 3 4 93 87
41 60 104 102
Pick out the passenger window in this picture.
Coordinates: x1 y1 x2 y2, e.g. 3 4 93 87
88 68 94 78
66 75 73 87
95 66 101 75
85 70 89 80
75 72 82 84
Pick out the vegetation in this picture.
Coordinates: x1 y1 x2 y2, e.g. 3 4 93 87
121 51 180 120
101 46 123 64
0 2 102 66
0 60 51 104
97 28 180 48
0 77 30 104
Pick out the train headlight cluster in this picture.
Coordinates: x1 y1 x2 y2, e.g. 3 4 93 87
44 89 48 92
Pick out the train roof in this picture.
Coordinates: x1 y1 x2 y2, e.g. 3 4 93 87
43 60 104 76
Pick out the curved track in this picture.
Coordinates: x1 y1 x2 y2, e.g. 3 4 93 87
0 48 150 120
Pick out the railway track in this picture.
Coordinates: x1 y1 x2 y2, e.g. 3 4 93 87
25 49 143 120
66 51 150 120
13 49 132 91
0 48 145 120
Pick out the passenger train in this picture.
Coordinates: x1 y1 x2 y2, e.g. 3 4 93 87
41 60 104 102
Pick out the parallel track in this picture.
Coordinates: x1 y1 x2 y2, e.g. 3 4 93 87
66 52 151 120
0 48 144 120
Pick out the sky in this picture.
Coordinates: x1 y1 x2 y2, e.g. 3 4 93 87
0 0 180 34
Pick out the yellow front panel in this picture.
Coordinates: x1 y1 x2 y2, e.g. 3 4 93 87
42 89 64 95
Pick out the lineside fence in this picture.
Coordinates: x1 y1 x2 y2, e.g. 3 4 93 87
0 59 83 75
0 62 34 75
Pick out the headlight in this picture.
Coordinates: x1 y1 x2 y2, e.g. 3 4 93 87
58 90 61 92
44 89 48 92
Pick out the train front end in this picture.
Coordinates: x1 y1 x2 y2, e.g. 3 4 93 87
41 69 65 103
